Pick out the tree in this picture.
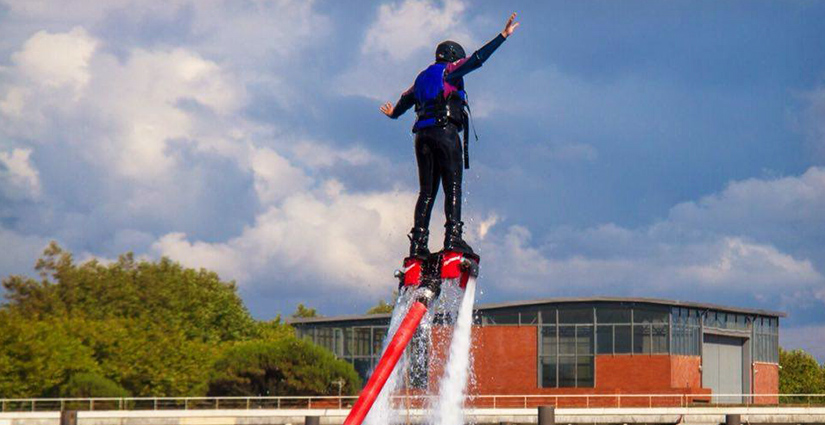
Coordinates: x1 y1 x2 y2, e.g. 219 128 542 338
366 299 394 315
0 243 258 397
207 336 361 396
59 373 130 398
292 303 319 318
780 348 825 402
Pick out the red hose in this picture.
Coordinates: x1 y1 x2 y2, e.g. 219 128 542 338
343 301 428 425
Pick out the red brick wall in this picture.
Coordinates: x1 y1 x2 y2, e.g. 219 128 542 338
423 324 711 406
753 362 779 404
470 326 538 394
595 355 672 390
670 355 702 389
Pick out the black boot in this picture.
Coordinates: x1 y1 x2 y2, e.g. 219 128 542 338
443 221 474 254
408 227 430 259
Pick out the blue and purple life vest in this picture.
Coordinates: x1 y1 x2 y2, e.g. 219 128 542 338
412 62 467 132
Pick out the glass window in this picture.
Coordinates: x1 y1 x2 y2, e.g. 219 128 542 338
633 324 651 354
541 326 557 356
598 306 631 323
577 356 594 387
596 325 613 354
490 312 520 325
559 326 576 355
541 309 557 324
577 326 594 355
521 311 539 325
372 327 387 355
559 307 593 324
614 325 632 353
652 324 669 354
541 356 557 387
634 307 668 323
558 356 576 387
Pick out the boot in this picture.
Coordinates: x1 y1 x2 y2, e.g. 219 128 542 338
408 227 430 259
443 221 474 254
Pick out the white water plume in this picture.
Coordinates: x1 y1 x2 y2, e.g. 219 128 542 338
432 277 477 425
363 289 414 425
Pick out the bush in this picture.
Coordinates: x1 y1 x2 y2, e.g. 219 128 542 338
59 373 130 398
207 336 361 396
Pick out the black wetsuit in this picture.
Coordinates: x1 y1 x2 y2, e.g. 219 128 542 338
390 34 507 254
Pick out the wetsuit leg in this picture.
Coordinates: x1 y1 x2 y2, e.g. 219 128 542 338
432 126 463 226
409 131 442 258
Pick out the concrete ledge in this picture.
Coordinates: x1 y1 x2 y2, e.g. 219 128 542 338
2 407 825 425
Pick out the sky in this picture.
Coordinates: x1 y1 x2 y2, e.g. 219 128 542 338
0 0 823 360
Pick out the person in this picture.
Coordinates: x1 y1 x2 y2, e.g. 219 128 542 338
381 13 520 259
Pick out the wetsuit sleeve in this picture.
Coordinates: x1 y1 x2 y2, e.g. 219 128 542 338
445 34 506 83
389 87 416 119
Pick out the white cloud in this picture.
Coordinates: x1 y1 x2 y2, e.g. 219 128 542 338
250 147 311 205
290 141 379 169
0 148 41 199
362 0 470 61
337 0 475 101
11 26 96 96
478 167 825 313
153 184 416 296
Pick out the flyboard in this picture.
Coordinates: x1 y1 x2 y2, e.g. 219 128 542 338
342 250 480 425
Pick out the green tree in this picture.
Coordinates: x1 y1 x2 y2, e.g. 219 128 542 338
0 314 100 398
292 303 319 318
366 300 394 315
0 243 257 397
207 336 361 396
59 373 130 398
366 291 398 315
779 347 825 403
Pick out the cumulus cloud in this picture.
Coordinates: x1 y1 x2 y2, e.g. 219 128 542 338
152 184 416 297
477 167 825 316
0 148 41 199
337 0 475 100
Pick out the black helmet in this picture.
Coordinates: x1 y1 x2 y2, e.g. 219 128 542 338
435 40 465 63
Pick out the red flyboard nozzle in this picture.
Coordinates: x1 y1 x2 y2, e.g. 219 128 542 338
342 301 428 425
441 251 480 289
402 257 422 287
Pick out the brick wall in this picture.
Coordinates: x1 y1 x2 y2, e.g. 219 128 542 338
670 355 702 389
753 362 779 404
432 325 709 399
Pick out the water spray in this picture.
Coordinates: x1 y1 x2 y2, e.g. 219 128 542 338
342 251 479 425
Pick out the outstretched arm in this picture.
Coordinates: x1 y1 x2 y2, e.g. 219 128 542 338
380 87 415 119
445 12 520 83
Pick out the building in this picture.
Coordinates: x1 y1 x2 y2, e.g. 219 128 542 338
290 297 782 404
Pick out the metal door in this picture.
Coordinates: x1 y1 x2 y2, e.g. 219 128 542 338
702 334 744 403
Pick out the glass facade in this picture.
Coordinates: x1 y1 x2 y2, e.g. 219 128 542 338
293 300 782 388
754 316 779 363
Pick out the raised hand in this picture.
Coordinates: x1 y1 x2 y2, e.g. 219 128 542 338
501 12 520 38
380 101 394 117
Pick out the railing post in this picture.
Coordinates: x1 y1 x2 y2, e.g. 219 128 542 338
60 400 65 412
215 398 219 409
277 398 281 409
538 406 555 425
90 399 94 411
247 398 251 410
31 399 35 412
153 398 157 410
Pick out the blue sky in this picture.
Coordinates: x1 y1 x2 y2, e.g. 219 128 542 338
0 0 823 359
